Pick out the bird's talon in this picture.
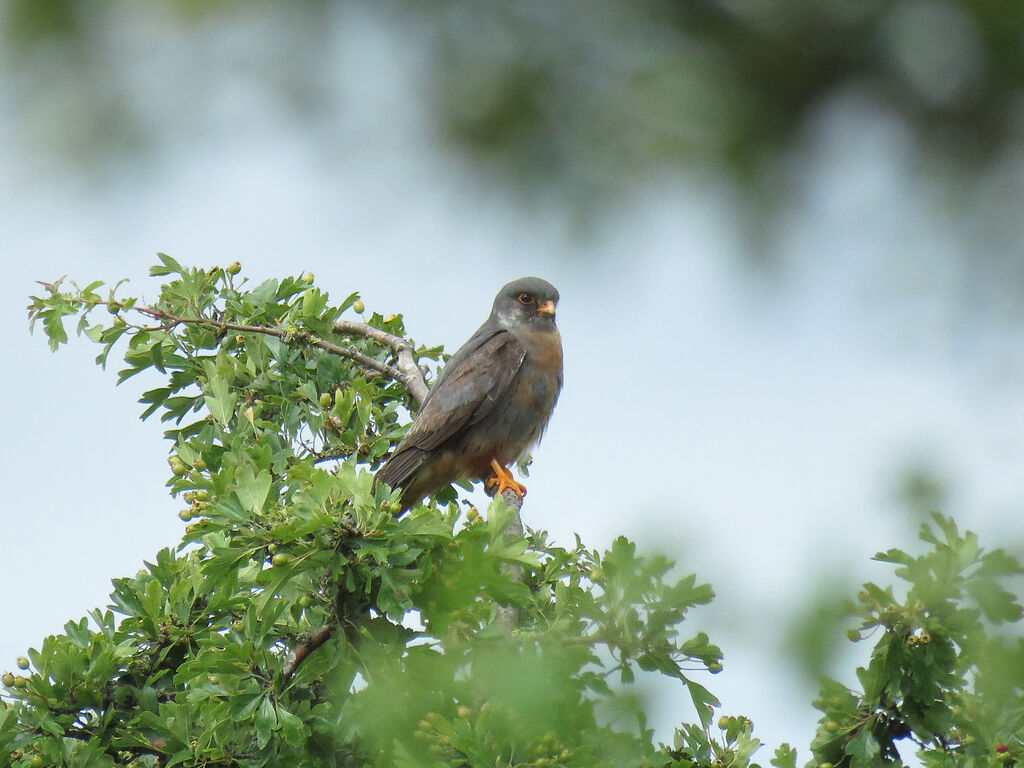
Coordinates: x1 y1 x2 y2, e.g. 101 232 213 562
485 459 527 499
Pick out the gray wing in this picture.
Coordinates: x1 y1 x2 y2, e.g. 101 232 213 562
375 329 526 489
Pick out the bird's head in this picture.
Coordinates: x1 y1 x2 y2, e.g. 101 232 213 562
492 277 559 331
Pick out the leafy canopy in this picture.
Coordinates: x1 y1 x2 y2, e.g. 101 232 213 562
5 257 1023 768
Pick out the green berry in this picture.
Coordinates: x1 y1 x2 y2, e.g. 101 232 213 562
352 299 365 314
232 619 245 632
178 509 193 522
12 675 28 689
708 662 723 673
192 458 207 471
169 457 188 476
106 302 120 315
319 392 333 409
267 542 278 554
1 672 14 687
456 705 472 719
30 755 43 767
846 628 860 642
16 657 29 671
227 261 242 275
271 553 290 567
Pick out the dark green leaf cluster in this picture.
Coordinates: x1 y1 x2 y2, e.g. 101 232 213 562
12 261 735 768
812 514 1024 768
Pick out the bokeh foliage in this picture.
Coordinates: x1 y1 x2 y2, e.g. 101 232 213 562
4 261 1023 768
5 0 1023 187
7 0 1024 321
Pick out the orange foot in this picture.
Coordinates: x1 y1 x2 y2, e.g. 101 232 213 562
483 459 527 499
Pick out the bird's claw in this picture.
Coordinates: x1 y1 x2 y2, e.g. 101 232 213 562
484 459 527 499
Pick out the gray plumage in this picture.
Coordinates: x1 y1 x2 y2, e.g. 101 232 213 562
376 277 563 509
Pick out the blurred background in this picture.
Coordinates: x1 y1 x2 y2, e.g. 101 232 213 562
3 0 1024 758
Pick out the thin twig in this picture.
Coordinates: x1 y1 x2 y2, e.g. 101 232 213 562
114 304 410 386
334 319 429 405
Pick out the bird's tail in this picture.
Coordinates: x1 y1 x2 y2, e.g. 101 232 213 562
373 447 427 501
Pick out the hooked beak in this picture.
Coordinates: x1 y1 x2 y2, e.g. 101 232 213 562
537 300 556 318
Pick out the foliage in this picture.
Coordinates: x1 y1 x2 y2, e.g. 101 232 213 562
5 0 1023 188
10 260 726 767
7 260 1023 768
811 515 1024 768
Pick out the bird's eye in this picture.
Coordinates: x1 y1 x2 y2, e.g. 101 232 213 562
518 293 535 305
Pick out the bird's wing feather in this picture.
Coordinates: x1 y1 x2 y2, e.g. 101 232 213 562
373 445 428 492
400 329 526 452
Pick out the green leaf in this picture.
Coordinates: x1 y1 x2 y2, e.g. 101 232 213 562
228 693 262 720
254 696 276 749
235 463 272 514
83 323 105 342
637 650 683 680
204 375 238 426
276 705 307 746
966 579 1023 623
771 743 797 768
845 726 879 767
42 307 69 350
150 252 184 277
872 548 913 566
686 679 720 727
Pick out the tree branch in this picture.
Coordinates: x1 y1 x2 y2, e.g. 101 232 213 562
494 488 525 632
283 625 335 679
111 303 416 392
333 319 429 405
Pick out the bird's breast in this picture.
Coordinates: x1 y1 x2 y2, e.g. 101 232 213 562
517 326 563 374
459 329 561 466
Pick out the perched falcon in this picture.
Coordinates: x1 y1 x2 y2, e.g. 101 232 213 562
376 277 563 510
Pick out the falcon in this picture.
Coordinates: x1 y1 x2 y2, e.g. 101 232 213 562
376 277 563 510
